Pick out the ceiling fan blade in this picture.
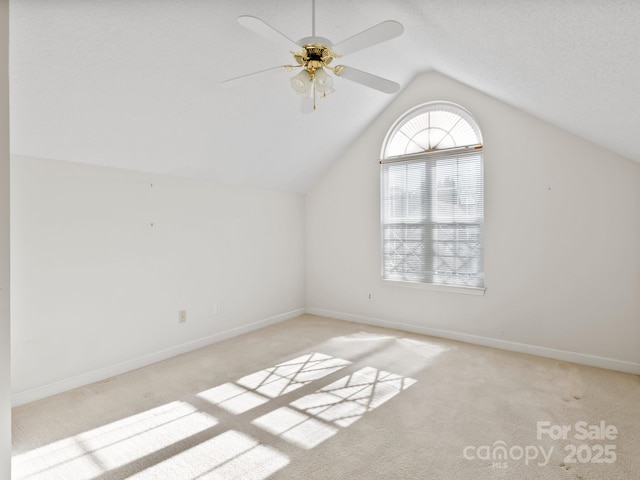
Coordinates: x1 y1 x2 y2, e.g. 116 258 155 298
333 20 404 56
335 66 400 94
237 15 300 50
220 65 291 86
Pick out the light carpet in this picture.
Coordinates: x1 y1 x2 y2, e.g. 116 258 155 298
11 315 640 479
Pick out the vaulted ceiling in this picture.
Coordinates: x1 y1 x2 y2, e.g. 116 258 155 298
9 1 640 192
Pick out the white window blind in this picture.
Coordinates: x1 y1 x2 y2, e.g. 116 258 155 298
381 148 484 288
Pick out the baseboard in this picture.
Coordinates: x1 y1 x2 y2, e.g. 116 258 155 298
11 308 305 407
306 307 640 375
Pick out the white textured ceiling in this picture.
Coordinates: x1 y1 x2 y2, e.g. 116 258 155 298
9 1 640 192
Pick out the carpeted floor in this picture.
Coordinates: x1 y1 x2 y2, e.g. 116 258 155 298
11 315 640 479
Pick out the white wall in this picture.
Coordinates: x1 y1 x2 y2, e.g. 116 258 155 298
11 156 305 404
0 0 11 475
306 71 640 373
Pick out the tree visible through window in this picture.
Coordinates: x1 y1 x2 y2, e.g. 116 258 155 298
380 102 484 289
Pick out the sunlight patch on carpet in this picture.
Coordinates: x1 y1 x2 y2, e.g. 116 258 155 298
12 401 218 480
251 407 339 449
396 337 450 360
291 366 417 427
129 430 289 480
13 353 415 478
197 383 270 414
253 366 417 448
234 352 352 399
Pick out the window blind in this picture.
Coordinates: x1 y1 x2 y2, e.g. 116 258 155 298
381 148 484 288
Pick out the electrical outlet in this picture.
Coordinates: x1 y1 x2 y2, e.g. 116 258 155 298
178 310 187 323
213 303 220 315
368 292 373 300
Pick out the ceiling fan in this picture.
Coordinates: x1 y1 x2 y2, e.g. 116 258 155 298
221 0 404 111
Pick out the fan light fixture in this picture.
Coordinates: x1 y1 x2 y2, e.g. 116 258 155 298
290 67 334 99
290 70 312 96
288 43 339 107
314 68 334 94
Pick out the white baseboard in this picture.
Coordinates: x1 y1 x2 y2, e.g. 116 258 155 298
11 308 305 407
306 307 640 375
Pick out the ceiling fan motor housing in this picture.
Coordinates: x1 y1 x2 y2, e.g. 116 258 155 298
294 43 339 75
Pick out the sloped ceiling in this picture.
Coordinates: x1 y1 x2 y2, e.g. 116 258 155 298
9 1 640 193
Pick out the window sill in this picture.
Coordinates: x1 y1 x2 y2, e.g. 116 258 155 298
381 279 486 296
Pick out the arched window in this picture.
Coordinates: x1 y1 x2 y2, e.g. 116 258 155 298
380 102 484 291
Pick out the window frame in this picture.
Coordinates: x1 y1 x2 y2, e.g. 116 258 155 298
380 102 486 295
